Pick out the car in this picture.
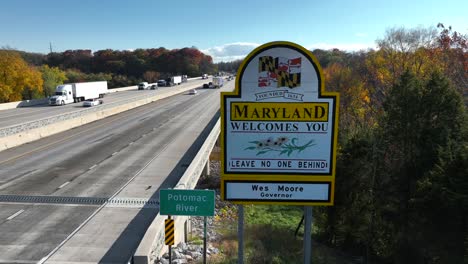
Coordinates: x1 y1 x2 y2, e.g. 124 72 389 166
150 84 158 90
203 83 209 88
202 73 208 79
138 82 149 90
189 89 197 95
83 98 103 107
157 80 167 87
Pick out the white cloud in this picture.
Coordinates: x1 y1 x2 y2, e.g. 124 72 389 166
307 42 375 51
202 42 376 63
202 42 260 63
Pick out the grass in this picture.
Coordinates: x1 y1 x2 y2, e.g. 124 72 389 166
203 204 360 264
244 204 304 232
206 204 305 263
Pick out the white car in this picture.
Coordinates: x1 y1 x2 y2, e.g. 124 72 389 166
138 82 149 90
83 98 103 107
189 89 197 95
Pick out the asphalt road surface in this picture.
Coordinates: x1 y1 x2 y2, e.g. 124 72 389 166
0 78 207 129
0 81 233 263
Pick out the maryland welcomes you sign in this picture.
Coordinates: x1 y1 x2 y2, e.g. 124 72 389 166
221 41 339 205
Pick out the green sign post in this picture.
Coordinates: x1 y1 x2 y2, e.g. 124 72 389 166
159 189 215 216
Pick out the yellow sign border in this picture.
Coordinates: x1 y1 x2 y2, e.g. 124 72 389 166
220 41 339 206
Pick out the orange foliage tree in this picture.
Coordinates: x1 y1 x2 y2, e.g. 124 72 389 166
323 62 373 134
0 50 43 102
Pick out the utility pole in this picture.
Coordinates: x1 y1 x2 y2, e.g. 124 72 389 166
49 42 53 53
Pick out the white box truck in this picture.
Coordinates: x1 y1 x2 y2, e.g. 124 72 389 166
172 76 182 85
165 76 182 86
212 77 224 88
49 81 108 106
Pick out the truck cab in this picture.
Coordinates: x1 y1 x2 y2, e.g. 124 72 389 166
49 85 74 105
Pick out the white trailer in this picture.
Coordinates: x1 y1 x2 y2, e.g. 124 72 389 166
212 77 224 88
172 76 182 85
49 81 108 106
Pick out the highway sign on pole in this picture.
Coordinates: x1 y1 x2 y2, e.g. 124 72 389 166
220 41 339 205
159 189 215 216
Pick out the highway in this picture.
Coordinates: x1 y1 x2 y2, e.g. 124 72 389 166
0 80 232 263
0 78 207 128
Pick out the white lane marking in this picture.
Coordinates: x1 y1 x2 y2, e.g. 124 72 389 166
7 209 25 220
36 83 214 262
58 181 70 189
89 164 97 170
38 130 172 264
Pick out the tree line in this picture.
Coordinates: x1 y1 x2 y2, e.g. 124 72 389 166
0 47 217 102
311 24 467 264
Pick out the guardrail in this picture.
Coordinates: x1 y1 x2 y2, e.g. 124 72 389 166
133 119 220 264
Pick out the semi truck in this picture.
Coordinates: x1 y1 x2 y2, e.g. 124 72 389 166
49 81 108 106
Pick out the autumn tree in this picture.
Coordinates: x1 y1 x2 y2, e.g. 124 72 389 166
216 59 242 73
0 50 43 102
108 74 138 88
142 71 160 83
43 46 217 82
365 26 440 106
433 23 468 98
18 51 46 66
323 62 372 134
313 48 349 68
39 65 67 97
64 69 111 84
47 49 93 73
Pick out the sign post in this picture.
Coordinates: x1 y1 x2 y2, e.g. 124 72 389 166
165 217 174 263
221 41 339 262
238 205 244 264
304 207 312 263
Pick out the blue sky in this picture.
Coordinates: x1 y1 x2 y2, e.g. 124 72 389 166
1 0 466 62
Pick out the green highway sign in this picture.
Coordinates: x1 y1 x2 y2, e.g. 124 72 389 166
160 189 215 216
